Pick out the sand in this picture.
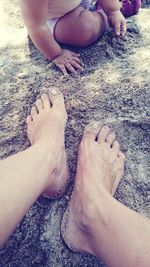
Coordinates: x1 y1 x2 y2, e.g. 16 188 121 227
0 1 150 266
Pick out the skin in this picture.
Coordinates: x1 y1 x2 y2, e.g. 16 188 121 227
20 0 126 75
0 91 150 266
0 88 69 247
97 0 126 35
61 122 150 267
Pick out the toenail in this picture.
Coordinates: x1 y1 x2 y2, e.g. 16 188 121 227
87 121 99 128
91 121 99 130
51 88 58 95
102 126 110 131
42 94 47 97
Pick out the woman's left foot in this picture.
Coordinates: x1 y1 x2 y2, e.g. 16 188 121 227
26 88 69 199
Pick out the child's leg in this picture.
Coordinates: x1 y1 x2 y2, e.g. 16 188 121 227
54 6 108 47
120 0 141 17
96 0 141 18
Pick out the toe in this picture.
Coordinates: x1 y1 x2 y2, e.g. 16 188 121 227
83 121 99 141
31 106 38 118
98 125 111 143
41 94 51 109
49 87 64 107
112 176 122 196
35 99 44 113
118 151 126 160
106 132 116 146
26 115 32 124
112 140 120 153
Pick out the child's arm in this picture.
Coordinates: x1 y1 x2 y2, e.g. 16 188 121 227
97 0 126 36
98 0 122 14
20 0 62 59
20 0 83 75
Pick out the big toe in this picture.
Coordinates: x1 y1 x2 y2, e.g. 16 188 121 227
83 121 100 141
49 87 65 108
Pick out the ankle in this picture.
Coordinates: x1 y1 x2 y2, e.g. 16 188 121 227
78 189 112 231
33 137 64 157
76 201 110 256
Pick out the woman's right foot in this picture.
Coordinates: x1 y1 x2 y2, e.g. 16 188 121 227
61 122 125 254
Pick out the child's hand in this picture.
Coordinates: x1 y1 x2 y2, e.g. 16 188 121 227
53 49 83 75
108 10 126 36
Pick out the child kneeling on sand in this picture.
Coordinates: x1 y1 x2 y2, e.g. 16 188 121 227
20 0 141 75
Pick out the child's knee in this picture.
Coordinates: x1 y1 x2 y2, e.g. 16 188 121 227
78 10 106 47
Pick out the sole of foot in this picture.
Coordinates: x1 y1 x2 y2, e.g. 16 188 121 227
26 88 69 200
61 121 125 254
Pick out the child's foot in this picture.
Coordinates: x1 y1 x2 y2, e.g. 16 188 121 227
121 0 141 17
26 88 69 199
96 0 141 17
61 122 125 254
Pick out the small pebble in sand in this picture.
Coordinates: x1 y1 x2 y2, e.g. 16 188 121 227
4 102 9 106
17 72 29 79
13 115 19 120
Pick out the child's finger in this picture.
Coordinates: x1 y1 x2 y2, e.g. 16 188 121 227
73 57 81 63
71 61 84 71
71 52 80 57
121 21 127 36
65 63 78 74
58 64 68 76
74 58 84 67
115 22 121 36
73 57 84 67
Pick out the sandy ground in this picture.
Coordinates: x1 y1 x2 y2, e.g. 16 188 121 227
0 1 150 266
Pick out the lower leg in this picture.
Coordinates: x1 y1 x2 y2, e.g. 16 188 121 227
62 123 150 267
0 88 68 247
0 145 53 246
55 7 107 47
88 193 150 267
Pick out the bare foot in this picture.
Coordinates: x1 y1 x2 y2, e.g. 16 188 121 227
26 88 69 199
61 122 125 254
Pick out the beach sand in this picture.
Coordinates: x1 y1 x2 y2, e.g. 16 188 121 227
0 1 150 266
